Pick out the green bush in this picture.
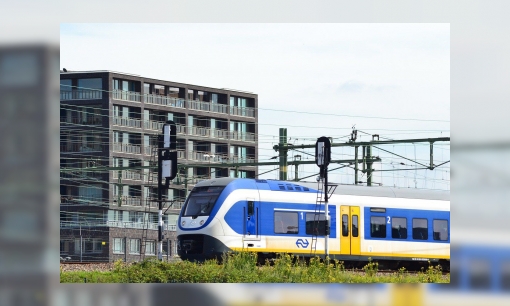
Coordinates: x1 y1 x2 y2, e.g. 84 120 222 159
60 253 449 284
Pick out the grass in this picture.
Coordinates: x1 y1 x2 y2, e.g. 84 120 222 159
60 252 450 283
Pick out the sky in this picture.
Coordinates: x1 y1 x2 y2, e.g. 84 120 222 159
60 23 450 189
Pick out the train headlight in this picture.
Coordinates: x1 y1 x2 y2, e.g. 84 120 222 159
200 220 205 225
181 221 186 226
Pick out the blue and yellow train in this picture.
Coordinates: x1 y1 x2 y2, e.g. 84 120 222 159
177 178 450 269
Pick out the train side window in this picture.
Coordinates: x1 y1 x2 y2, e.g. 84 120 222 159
370 216 386 238
306 213 326 235
342 214 349 237
412 218 428 240
392 217 407 239
501 261 510 291
352 215 358 237
274 211 298 234
433 219 448 241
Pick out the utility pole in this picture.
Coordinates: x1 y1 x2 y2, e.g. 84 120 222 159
158 121 177 261
367 145 372 186
279 128 287 180
354 146 359 185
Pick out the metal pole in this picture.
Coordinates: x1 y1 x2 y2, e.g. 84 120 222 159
355 146 358 185
279 128 287 180
362 146 366 172
430 142 434 170
79 220 82 263
157 136 163 261
367 145 372 186
117 170 122 206
324 163 329 259
295 164 298 181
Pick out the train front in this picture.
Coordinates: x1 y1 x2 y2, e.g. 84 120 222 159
176 178 232 262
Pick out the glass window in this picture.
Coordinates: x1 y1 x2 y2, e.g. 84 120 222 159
433 219 449 241
274 211 298 234
78 78 102 90
211 93 218 103
392 217 407 239
182 186 225 217
306 213 326 235
370 216 386 238
130 239 140 254
146 240 155 255
60 79 72 91
342 214 349 237
74 238 81 254
412 218 428 240
352 215 359 237
113 238 124 254
144 83 150 94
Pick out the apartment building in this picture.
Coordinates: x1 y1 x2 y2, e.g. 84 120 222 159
60 70 258 262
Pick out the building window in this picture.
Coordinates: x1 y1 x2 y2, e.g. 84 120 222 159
74 239 81 254
433 219 449 241
113 238 125 254
412 218 428 240
370 216 386 238
129 238 140 254
306 213 326 235
274 211 298 234
145 240 155 255
392 217 407 239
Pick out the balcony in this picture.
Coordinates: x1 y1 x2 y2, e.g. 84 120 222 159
112 170 142 181
112 143 142 154
187 151 226 163
143 121 187 135
112 116 142 129
60 90 103 100
114 195 142 206
60 220 177 232
60 116 102 126
60 144 105 153
187 126 252 142
229 130 256 142
112 90 142 102
144 94 185 108
230 106 255 118
60 170 104 180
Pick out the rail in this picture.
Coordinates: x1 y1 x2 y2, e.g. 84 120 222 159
60 90 103 100
112 116 142 128
112 90 142 102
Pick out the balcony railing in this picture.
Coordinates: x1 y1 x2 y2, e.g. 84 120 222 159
188 151 229 163
60 90 103 100
60 116 102 126
60 144 105 153
60 220 176 231
144 94 185 108
112 90 142 102
112 170 142 181
112 143 142 154
230 106 255 118
112 116 142 128
60 170 104 180
229 130 256 142
115 195 142 206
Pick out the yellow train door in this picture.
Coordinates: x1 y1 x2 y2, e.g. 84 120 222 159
340 205 360 255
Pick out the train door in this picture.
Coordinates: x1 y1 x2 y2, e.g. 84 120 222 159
339 205 360 255
244 197 259 239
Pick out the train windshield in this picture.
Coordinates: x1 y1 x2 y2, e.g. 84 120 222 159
182 186 225 217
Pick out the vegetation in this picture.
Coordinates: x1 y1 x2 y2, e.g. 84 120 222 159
60 252 450 283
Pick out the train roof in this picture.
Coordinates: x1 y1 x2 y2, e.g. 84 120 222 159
193 178 449 201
